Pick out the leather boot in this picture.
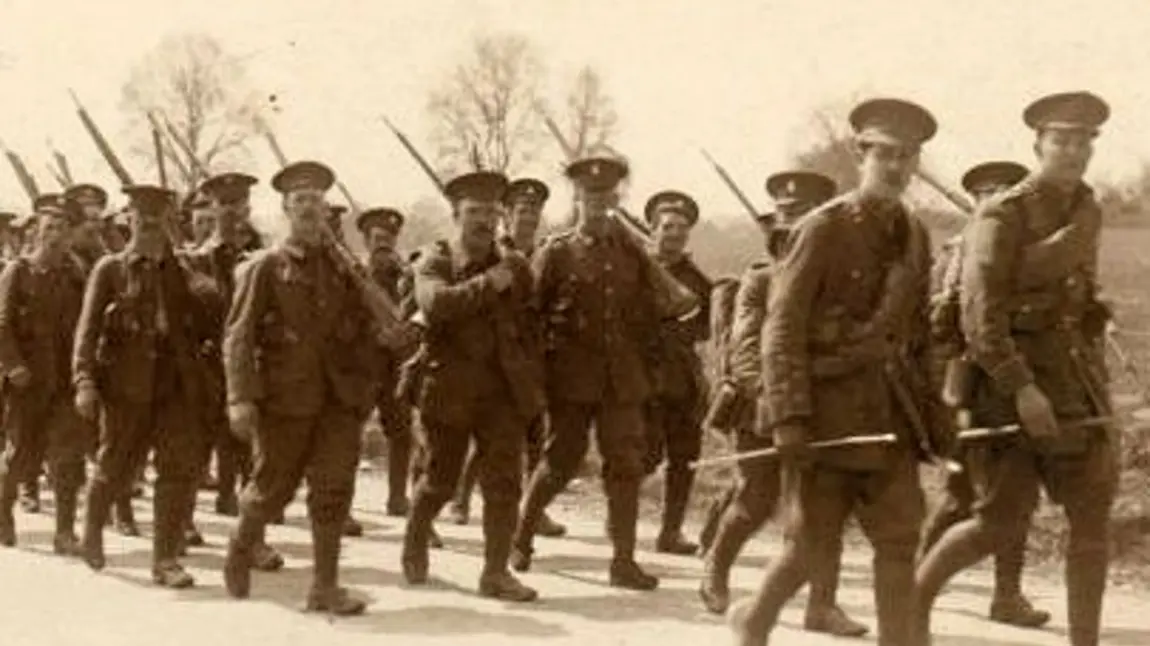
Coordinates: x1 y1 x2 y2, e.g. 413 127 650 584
478 569 538 602
401 496 435 584
304 522 364 615
251 522 285 572
732 546 808 646
152 559 195 588
82 480 111 570
699 509 758 614
536 511 567 538
19 478 40 513
510 467 565 573
1066 535 1108 646
113 496 139 537
606 480 658 590
224 513 263 598
342 515 364 537
804 605 869 638
989 531 1049 628
0 468 18 547
215 491 239 516
385 433 411 517
656 467 698 555
53 479 82 556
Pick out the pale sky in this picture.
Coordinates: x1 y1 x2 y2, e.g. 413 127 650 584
1 0 1149 233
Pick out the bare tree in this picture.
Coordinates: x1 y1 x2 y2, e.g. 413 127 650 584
119 32 262 191
562 66 619 159
426 33 546 177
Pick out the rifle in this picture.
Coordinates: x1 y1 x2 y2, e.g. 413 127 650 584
144 113 192 184
48 139 74 186
699 148 761 222
1 138 41 200
68 89 133 185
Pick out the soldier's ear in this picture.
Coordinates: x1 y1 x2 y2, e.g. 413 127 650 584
848 138 867 163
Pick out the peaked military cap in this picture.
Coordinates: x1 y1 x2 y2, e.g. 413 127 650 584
270 161 335 194
122 185 177 213
357 207 405 235
1023 91 1109 135
765 171 837 207
644 190 699 226
32 193 63 213
199 172 257 202
63 183 108 208
960 161 1029 195
181 189 210 213
444 171 509 203
565 156 629 191
849 98 938 146
503 178 550 206
0 211 18 226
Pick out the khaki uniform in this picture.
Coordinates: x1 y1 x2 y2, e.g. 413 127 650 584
742 192 935 646
643 253 711 545
370 250 416 513
514 226 660 573
913 176 1115 646
0 255 90 546
74 249 210 570
402 240 543 579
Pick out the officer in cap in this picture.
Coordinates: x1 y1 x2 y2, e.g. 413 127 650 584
75 184 206 588
223 161 375 615
914 92 1113 646
701 169 865 638
356 207 421 518
400 170 540 601
64 184 114 268
63 184 109 221
449 176 568 538
731 99 938 645
0 196 88 553
640 190 713 556
918 158 1050 630
513 156 662 591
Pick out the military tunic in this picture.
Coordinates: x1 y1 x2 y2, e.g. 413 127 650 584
514 226 660 566
223 241 376 527
914 176 1115 646
0 255 89 543
750 191 935 644
403 239 543 576
73 247 209 567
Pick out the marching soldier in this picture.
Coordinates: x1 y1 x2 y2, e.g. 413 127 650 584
0 196 89 553
511 157 663 591
450 177 568 538
184 190 216 250
357 206 418 517
730 98 939 646
641 190 712 555
222 161 375 614
918 159 1050 628
913 92 1116 646
74 185 208 588
400 171 542 601
701 171 868 637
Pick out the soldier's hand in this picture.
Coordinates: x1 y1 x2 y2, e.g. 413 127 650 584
229 402 259 442
75 386 100 421
487 264 515 292
773 423 811 467
7 365 32 388
1015 383 1058 442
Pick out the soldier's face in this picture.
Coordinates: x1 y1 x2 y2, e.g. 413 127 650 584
506 200 542 249
283 189 326 245
653 211 692 255
37 215 72 253
191 209 216 244
1035 129 1093 182
79 202 104 220
856 142 919 199
455 197 499 251
575 187 617 223
367 226 398 253
131 204 169 245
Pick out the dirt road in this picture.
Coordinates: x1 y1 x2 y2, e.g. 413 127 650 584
1 472 1147 646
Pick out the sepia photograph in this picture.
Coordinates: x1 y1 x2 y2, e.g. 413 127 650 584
0 0 1147 644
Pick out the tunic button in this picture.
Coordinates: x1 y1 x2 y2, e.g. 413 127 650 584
1021 304 1032 313
604 262 613 271
850 269 862 280
852 216 863 224
1066 277 1077 287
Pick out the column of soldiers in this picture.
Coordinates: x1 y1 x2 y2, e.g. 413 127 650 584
0 88 1123 646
